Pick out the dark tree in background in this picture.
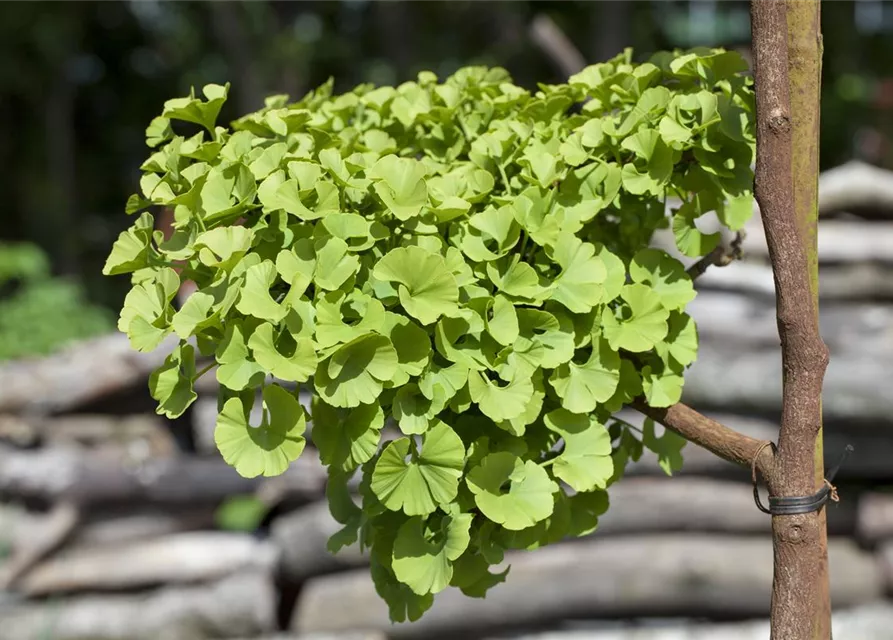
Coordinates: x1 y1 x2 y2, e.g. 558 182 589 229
0 0 891 312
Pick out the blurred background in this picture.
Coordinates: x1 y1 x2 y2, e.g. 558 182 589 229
1 1 893 639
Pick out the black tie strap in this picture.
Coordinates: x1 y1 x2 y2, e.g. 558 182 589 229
752 443 853 516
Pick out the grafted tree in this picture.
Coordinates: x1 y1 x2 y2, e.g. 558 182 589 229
103 0 833 637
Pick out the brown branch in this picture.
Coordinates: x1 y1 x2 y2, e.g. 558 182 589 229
685 231 746 280
631 400 775 479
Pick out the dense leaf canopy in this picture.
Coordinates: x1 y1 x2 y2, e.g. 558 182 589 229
105 47 754 621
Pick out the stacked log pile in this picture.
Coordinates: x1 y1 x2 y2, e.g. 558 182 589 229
1 161 893 639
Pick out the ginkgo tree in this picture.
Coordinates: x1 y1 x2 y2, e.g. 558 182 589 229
104 3 831 634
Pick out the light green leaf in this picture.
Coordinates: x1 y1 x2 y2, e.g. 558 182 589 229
148 343 197 419
311 399 384 472
467 453 557 531
468 371 534 423
655 311 698 367
367 155 428 220
549 337 620 413
235 260 286 323
103 212 154 276
392 513 473 595
162 83 229 134
215 323 265 391
314 333 398 408
602 284 669 353
373 246 459 325
248 322 317 383
215 384 307 478
548 234 608 313
544 409 614 492
643 418 686 475
314 236 360 291
629 248 696 311
371 420 466 516
641 363 684 408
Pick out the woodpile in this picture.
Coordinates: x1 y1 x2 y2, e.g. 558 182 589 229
2 160 893 639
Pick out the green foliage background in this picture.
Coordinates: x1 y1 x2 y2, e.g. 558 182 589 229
105 46 754 620
0 243 113 359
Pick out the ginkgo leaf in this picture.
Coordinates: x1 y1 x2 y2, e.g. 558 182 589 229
549 338 620 413
392 384 444 435
543 409 614 492
655 311 699 368
314 236 360 291
195 226 253 270
215 383 307 478
367 154 429 220
103 212 154 276
373 246 459 325
392 513 473 595
371 420 466 516
466 453 557 530
642 418 686 475
314 333 398 408
247 322 317 383
235 260 286 323
148 342 198 419
629 248 695 311
548 234 608 313
162 83 229 134
485 256 551 302
641 362 685 407
215 323 266 391
468 371 533 423
311 399 384 472
601 284 669 353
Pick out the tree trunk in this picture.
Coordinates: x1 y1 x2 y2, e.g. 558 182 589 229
750 1 831 638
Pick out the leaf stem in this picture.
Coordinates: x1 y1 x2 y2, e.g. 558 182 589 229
498 163 513 196
193 361 216 381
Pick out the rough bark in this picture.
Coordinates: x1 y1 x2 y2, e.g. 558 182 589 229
751 1 831 638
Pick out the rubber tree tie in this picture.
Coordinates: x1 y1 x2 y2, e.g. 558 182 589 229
752 444 853 516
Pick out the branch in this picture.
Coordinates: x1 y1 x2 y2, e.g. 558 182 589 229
686 231 745 280
631 400 775 479
529 14 586 78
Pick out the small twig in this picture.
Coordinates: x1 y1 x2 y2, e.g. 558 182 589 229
686 230 746 280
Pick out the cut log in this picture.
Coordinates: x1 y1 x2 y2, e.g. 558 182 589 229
16 532 277 596
71 506 218 547
501 603 893 639
0 333 176 415
695 260 893 301
292 536 880 637
817 160 893 218
739 218 893 264
858 493 893 544
0 444 326 507
687 292 893 355
273 501 367 582
683 343 893 428
0 571 277 640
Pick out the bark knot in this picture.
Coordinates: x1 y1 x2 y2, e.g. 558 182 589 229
768 108 791 134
